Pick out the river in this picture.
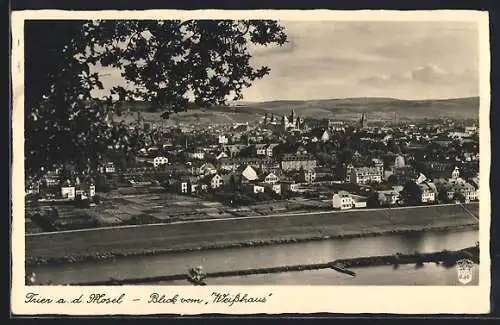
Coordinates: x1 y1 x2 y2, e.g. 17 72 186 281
30 229 479 285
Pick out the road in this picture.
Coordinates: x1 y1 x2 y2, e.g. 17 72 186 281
25 203 479 261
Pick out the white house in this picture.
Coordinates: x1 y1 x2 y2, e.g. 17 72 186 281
153 156 169 168
332 191 353 210
240 165 259 182
61 183 76 200
180 181 189 194
418 183 437 203
301 169 316 183
209 174 224 189
353 201 367 208
218 135 229 144
216 151 229 160
188 151 205 160
263 172 279 184
321 130 330 142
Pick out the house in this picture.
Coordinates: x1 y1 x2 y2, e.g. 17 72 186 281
216 151 229 160
345 164 355 183
371 158 384 174
75 181 96 199
451 166 461 180
332 191 353 210
321 130 330 142
60 178 95 200
301 169 316 184
266 144 279 157
418 182 437 203
218 135 229 144
465 125 478 134
61 180 76 200
200 173 224 189
188 151 205 160
179 179 190 194
255 144 268 156
281 154 317 171
447 181 477 202
178 176 201 194
153 156 169 168
238 165 259 183
99 162 116 174
262 172 280 185
350 167 383 185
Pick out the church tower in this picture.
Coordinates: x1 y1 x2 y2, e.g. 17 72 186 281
360 112 367 129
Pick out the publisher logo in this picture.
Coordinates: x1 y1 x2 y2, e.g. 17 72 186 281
456 259 474 284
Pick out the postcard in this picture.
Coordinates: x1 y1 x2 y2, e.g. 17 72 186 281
11 9 491 315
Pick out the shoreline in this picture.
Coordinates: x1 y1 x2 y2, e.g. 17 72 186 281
26 222 478 268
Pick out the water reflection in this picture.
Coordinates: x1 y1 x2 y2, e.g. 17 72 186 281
31 230 479 285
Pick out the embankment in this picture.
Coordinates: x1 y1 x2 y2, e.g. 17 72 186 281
26 203 479 267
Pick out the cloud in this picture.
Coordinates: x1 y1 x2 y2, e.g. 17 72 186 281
358 64 478 87
91 21 480 101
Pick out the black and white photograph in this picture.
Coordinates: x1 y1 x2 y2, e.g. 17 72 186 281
11 9 490 315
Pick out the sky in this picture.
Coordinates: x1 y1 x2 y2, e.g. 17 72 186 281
93 20 480 102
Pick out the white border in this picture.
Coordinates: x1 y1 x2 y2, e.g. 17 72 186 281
11 10 491 315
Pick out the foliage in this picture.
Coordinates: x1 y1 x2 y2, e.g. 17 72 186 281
401 181 421 206
25 20 287 176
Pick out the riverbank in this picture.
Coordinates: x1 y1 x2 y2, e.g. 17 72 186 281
26 203 479 267
70 244 479 285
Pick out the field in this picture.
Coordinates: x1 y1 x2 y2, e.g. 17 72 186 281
25 187 322 233
26 203 479 262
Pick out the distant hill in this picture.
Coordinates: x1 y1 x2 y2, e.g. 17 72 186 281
229 97 480 121
111 97 480 125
